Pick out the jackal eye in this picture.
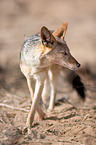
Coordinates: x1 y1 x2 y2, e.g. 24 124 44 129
61 51 67 56
42 41 48 46
64 52 67 55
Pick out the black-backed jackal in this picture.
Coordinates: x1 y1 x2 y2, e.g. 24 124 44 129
20 22 85 132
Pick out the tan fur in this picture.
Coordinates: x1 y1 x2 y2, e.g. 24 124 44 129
53 22 67 39
20 22 80 131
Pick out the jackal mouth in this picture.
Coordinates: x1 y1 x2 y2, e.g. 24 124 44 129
62 63 80 70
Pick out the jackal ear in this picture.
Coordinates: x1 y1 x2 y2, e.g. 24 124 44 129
53 22 68 40
40 26 56 48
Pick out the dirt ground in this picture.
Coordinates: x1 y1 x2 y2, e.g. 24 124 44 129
0 0 96 145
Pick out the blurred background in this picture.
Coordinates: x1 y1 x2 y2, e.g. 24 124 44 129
0 0 96 91
0 1 96 144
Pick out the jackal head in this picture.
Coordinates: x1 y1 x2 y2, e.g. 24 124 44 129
40 22 80 70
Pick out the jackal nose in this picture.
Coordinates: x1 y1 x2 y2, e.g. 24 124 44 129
76 63 81 68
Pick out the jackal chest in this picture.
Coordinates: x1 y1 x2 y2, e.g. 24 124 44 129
20 63 48 79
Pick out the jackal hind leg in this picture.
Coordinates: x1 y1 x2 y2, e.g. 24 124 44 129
48 65 61 110
26 72 47 129
42 74 50 108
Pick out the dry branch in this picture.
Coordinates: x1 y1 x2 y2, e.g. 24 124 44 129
0 103 29 112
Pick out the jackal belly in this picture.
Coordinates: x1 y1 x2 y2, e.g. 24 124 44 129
20 62 49 79
20 63 43 78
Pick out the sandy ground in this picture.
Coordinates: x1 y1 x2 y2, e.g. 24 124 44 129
0 0 96 144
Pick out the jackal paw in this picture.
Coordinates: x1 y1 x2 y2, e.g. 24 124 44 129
38 112 47 120
22 126 28 134
22 126 32 135
47 107 54 112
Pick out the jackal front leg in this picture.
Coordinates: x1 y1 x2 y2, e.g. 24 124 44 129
48 65 61 110
27 78 45 120
26 72 46 129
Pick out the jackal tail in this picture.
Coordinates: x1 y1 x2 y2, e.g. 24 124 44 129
66 70 86 101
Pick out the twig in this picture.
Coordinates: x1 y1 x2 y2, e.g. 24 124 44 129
0 118 5 124
0 103 29 112
0 85 21 100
